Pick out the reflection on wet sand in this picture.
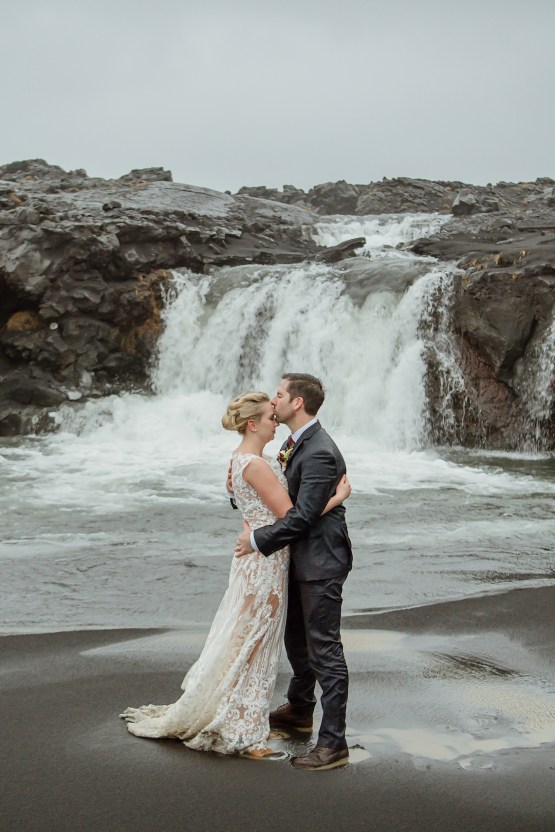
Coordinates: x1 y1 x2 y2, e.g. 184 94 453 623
339 587 555 766
82 586 555 768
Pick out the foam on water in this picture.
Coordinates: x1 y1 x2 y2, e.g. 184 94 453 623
1 212 554 637
313 213 450 250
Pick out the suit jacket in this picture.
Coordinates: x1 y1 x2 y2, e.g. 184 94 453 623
253 421 352 581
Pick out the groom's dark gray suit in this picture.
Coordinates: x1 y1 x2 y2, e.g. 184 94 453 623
253 420 352 750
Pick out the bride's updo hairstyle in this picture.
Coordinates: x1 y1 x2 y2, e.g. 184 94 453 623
222 391 270 434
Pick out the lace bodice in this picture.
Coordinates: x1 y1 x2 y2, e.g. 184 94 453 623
231 451 287 530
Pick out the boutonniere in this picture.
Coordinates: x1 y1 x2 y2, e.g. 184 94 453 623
277 446 294 470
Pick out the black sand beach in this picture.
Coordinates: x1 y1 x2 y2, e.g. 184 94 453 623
2 587 555 832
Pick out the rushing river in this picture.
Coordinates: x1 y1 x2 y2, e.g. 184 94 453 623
1 213 555 635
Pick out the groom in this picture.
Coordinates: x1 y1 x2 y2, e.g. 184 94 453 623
235 373 352 771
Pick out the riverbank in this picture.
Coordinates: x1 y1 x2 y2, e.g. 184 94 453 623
2 586 555 831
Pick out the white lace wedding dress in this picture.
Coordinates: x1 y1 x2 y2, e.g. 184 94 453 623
120 451 289 754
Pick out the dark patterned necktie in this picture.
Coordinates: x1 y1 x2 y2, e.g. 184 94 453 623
287 435 295 449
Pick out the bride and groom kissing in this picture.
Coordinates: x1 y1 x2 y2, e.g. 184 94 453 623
121 373 353 771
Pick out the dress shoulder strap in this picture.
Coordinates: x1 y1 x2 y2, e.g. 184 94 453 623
232 451 267 477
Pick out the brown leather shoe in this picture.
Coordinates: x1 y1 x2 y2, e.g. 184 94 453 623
269 703 313 733
291 745 349 771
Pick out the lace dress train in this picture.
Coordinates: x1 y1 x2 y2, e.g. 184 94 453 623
121 451 289 754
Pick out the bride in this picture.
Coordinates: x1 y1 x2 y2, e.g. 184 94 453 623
120 391 351 760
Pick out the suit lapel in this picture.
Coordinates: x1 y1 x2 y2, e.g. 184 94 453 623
288 420 321 463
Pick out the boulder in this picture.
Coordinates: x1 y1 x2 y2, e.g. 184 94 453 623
307 181 360 214
452 190 480 216
0 371 67 407
0 400 57 435
118 167 173 183
452 189 500 216
313 237 366 263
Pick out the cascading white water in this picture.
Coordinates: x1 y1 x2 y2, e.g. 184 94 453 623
416 270 487 446
524 317 555 445
153 261 446 450
313 213 449 251
150 212 451 448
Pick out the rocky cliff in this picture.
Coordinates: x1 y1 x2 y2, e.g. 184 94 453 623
411 209 555 449
0 160 325 434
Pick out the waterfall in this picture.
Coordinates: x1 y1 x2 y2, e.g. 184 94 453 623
417 271 487 447
149 212 451 453
12 212 554 513
523 317 555 448
55 211 453 459
153 263 448 450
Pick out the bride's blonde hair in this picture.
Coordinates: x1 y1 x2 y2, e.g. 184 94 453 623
222 391 270 434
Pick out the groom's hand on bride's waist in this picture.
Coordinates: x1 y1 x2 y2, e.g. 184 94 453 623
235 520 255 558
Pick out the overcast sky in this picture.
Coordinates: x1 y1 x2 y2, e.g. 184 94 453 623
1 0 554 192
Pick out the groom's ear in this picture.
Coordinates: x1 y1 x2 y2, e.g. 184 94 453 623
292 396 304 412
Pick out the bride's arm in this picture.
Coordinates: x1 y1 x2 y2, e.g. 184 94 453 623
242 460 293 518
322 475 351 514
243 462 351 520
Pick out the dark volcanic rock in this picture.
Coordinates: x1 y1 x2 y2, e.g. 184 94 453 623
0 161 322 434
237 177 458 215
452 190 480 216
308 181 360 214
313 237 366 264
0 370 67 407
236 184 307 208
452 189 499 216
412 209 555 449
354 178 456 215
237 177 554 218
118 167 173 183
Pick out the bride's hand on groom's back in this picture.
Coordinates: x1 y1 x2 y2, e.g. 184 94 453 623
336 475 352 502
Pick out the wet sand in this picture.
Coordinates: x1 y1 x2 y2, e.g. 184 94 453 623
2 588 555 832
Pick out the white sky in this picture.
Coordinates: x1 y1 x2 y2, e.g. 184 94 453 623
1 0 554 191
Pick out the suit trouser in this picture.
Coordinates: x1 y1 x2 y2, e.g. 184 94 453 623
284 571 349 750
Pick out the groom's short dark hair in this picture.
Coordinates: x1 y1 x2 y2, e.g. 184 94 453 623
282 373 325 416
